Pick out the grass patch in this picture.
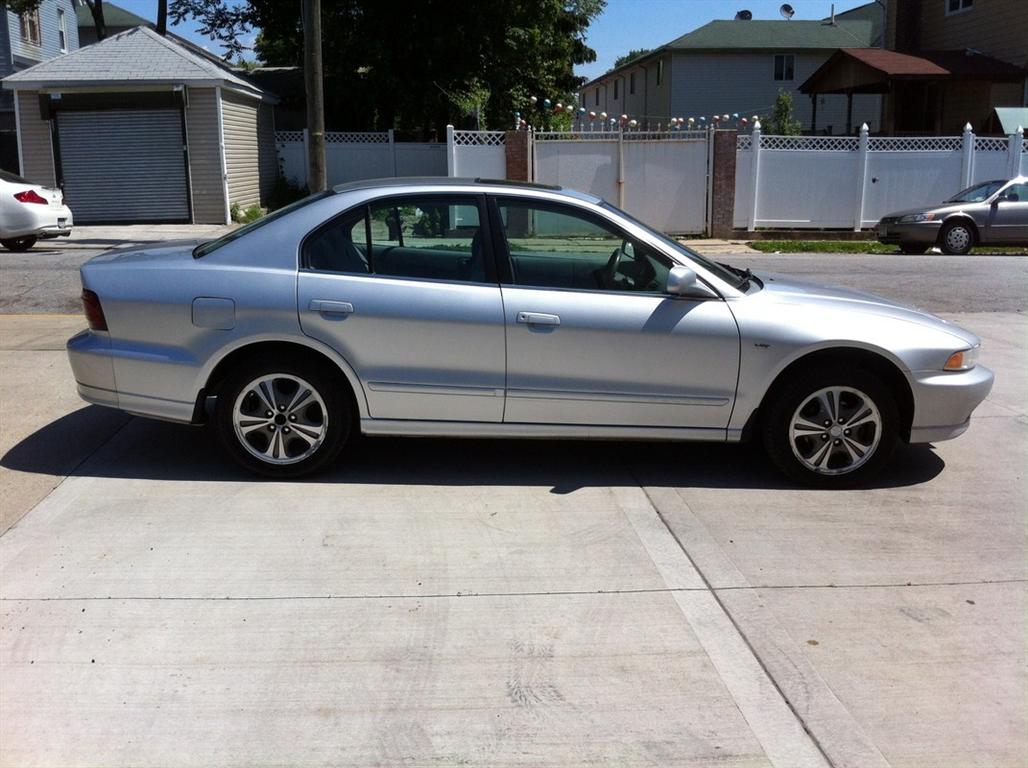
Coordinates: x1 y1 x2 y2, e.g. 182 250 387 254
747 240 1027 255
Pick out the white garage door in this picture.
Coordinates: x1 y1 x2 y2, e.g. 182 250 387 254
57 109 190 223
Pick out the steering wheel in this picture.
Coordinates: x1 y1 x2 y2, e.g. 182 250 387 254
600 243 624 289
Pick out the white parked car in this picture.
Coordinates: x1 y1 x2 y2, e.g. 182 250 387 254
0 170 73 251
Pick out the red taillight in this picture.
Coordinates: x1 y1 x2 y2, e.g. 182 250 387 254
82 290 108 331
14 189 48 205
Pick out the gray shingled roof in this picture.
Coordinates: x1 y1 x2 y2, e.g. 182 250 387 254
1 26 265 98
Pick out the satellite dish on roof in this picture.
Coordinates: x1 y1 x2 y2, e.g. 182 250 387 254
735 10 753 20
780 3 795 19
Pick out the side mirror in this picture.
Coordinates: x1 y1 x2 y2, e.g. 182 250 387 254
666 265 713 298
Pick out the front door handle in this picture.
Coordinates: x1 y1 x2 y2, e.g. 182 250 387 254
309 299 354 315
516 311 560 327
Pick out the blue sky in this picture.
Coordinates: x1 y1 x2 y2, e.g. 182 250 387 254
112 0 872 71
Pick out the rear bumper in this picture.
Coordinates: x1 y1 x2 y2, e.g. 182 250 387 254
876 221 941 245
907 364 993 443
1 207 73 239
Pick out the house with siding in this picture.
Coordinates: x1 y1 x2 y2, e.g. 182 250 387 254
2 26 278 224
0 0 78 172
581 10 882 134
802 0 1027 134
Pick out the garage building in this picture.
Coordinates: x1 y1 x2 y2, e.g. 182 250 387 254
1 26 278 224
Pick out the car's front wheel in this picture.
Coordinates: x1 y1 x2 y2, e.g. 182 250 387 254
215 359 350 478
1 236 37 251
762 366 899 487
939 220 975 255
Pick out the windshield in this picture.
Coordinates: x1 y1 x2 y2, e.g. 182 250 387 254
0 169 32 185
193 191 333 258
946 180 1006 203
600 201 751 289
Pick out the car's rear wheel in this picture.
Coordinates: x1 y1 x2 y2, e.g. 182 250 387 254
1 236 37 251
899 242 929 255
762 366 899 487
215 359 350 478
939 220 975 255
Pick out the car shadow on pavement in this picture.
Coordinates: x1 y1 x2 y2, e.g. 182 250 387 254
2 405 946 492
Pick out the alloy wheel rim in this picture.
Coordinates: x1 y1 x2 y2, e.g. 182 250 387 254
789 386 882 475
232 374 327 465
946 226 970 251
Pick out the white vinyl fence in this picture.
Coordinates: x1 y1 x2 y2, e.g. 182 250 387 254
276 129 447 187
735 124 1028 230
533 129 710 234
447 128 507 179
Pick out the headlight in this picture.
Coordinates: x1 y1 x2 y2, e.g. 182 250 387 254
899 212 937 223
944 346 979 371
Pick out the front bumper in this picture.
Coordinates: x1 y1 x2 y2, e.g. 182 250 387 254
876 220 942 245
907 364 994 443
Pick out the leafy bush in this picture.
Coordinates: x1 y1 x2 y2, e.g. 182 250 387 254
230 202 264 224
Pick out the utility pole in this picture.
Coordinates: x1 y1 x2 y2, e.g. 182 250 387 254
302 0 326 192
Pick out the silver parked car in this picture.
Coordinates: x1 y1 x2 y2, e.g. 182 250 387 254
68 179 993 485
877 176 1028 255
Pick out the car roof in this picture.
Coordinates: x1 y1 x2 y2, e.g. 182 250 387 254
330 176 603 205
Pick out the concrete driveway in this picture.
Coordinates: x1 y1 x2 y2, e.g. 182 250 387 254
0 251 1025 766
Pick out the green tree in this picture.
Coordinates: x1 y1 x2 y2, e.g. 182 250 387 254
614 47 651 68
767 88 802 135
170 0 605 133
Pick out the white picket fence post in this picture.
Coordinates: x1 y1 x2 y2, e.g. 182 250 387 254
854 123 869 231
747 121 761 231
1009 126 1024 178
446 124 456 177
960 123 975 189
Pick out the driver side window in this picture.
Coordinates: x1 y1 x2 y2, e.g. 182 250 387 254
495 198 670 293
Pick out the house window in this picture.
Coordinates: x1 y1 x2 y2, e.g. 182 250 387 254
20 8 41 46
656 60 664 86
774 54 795 81
613 79 619 100
946 0 973 14
58 9 67 52
595 88 599 106
630 72 636 95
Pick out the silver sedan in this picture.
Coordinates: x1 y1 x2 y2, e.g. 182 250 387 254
67 178 993 486
877 176 1028 254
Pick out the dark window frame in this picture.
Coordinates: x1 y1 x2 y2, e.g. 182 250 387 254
945 0 973 15
300 192 499 286
613 78 619 100
774 53 795 82
656 59 664 86
629 72 636 95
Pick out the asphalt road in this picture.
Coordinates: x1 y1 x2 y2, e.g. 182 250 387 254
2 229 1027 313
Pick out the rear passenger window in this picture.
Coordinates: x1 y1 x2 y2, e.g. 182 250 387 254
305 195 491 284
370 197 488 283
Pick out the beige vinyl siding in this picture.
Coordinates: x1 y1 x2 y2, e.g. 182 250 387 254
256 102 277 204
221 89 261 210
919 0 1028 68
16 90 55 186
184 87 225 224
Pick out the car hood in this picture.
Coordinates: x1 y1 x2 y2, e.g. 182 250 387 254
755 272 979 346
882 202 978 219
86 240 201 266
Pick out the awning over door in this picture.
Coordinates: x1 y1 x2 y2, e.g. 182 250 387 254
57 108 189 223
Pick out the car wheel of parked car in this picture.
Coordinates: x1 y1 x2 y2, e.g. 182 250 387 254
899 242 929 255
1 236 37 251
215 358 350 478
939 221 975 255
762 366 899 487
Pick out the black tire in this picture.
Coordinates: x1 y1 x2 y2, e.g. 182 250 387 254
898 242 929 255
1 236 37 251
214 356 351 478
938 220 975 255
761 365 899 488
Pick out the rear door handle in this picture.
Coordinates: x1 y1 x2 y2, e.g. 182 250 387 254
516 311 560 327
308 299 354 315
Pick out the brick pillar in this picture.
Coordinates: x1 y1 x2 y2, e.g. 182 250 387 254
710 129 737 239
505 130 532 181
